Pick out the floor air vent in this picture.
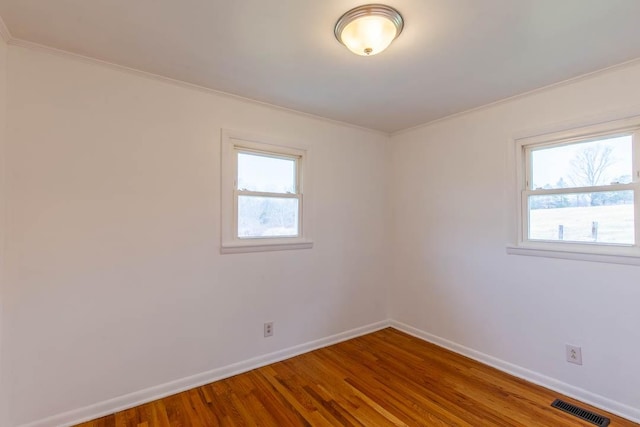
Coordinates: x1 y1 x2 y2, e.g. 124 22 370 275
551 399 610 426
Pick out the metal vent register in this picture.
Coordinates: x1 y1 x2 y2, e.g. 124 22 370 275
551 399 610 426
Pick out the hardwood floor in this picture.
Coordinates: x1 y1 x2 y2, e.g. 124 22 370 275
75 328 637 426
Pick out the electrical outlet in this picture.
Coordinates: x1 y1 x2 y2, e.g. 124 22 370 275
264 322 274 338
566 344 582 365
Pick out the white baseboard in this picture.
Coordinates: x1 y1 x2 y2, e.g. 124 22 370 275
18 319 640 426
19 320 391 427
389 320 640 424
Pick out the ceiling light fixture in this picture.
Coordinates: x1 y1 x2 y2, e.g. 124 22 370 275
334 4 404 56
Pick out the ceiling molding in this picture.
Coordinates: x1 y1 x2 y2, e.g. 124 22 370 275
7 37 389 138
4 10 640 138
391 56 640 138
4 2 640 133
0 14 12 42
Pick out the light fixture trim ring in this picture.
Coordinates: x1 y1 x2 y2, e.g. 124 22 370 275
334 4 404 45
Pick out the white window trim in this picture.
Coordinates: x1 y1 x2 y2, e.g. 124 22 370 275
507 114 640 266
220 129 313 254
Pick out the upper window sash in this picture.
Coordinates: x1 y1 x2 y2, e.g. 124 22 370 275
235 148 301 194
523 132 636 191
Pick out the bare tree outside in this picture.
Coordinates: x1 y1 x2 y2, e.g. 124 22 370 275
569 144 616 206
569 144 615 187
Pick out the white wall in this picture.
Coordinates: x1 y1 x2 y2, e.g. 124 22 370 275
3 37 640 427
390 62 640 415
0 34 8 427
2 45 391 426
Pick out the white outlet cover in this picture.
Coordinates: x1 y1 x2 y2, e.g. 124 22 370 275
264 322 274 337
566 344 583 365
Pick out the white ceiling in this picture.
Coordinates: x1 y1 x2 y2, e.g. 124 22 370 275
1 0 640 133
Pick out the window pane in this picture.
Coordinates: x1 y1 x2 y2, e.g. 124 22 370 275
238 196 299 238
530 135 632 190
528 191 634 244
237 152 296 193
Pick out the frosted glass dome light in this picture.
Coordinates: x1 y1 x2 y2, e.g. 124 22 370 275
334 4 404 56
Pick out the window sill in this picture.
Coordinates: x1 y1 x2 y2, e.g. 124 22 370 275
221 239 313 254
506 244 640 266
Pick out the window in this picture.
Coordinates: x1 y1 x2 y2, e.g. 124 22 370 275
220 130 312 253
510 116 640 265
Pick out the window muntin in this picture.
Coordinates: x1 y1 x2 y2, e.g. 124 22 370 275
520 127 639 251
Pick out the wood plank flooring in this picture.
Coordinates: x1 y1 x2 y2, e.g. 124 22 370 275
75 328 638 426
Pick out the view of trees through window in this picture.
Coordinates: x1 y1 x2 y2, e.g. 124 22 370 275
236 151 300 238
528 135 635 244
238 196 299 238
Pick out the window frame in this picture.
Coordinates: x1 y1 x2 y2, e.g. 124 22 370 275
508 116 640 266
220 130 313 254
